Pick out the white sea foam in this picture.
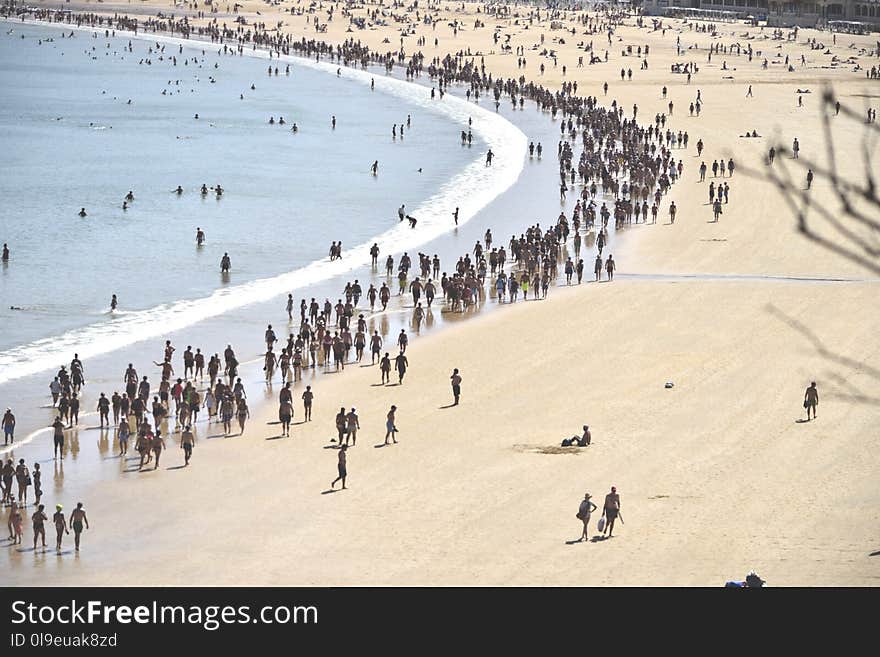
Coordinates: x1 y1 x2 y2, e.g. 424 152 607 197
0 22 528 385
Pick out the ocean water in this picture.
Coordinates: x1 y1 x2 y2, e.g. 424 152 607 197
0 21 525 384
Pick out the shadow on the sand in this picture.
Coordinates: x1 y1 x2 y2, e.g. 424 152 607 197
166 465 187 471
265 435 285 441
321 489 341 495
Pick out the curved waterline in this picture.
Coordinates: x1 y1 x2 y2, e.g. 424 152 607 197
0 21 528 386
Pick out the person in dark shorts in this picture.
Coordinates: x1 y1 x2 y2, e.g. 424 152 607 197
51 417 65 458
803 381 819 420
450 369 462 405
32 504 48 550
602 486 621 538
331 445 348 490
69 502 89 551
181 425 194 465
302 386 313 422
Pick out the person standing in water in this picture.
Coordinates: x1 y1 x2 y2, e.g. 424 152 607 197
110 294 118 311
220 252 231 273
32 504 48 550
371 160 379 176
53 504 69 552
2 408 14 446
52 416 65 458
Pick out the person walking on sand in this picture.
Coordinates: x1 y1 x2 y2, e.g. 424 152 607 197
69 502 89 551
804 381 819 420
181 425 194 465
450 368 462 405
237 399 250 435
395 351 409 384
380 352 392 385
345 407 360 446
384 405 399 445
577 493 598 541
331 444 348 490
53 504 69 552
302 385 314 422
151 430 166 470
605 255 616 281
602 486 621 538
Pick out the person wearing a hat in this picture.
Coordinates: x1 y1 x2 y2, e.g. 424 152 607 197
53 504 69 552
602 486 621 538
577 493 598 541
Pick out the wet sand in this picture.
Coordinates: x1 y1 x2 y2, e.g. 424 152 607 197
3 3 879 585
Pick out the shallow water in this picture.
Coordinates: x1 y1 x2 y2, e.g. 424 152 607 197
0 19 541 450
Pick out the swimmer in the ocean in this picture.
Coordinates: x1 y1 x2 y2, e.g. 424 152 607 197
371 160 379 175
279 117 286 125
78 208 87 217
194 113 199 119
201 184 208 196
122 201 128 211
215 184 223 197
269 116 275 124
407 215 418 228
174 186 183 195
196 227 206 246
110 294 118 311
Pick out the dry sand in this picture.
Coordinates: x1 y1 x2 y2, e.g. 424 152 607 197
5 2 879 586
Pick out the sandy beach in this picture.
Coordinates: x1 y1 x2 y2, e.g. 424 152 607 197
3 2 878 586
